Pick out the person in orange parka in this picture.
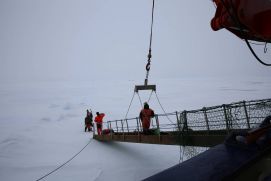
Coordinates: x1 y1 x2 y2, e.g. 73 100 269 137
139 102 155 134
94 112 105 135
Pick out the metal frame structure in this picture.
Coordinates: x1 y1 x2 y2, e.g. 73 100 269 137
94 98 271 147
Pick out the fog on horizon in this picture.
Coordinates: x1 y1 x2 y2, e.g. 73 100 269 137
0 0 270 84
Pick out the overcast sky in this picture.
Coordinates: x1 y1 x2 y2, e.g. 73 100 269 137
0 0 270 83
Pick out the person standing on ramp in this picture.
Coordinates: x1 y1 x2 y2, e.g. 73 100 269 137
139 102 155 134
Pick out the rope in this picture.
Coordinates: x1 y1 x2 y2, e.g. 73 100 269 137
137 92 144 108
154 91 175 125
124 91 136 119
147 90 154 103
245 39 271 66
219 0 271 66
35 139 92 181
243 40 266 46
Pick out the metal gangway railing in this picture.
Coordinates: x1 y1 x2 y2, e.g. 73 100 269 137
93 98 271 146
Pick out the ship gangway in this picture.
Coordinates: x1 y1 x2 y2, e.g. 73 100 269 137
93 98 271 147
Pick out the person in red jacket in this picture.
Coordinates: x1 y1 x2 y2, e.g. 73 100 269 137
139 102 155 134
94 112 105 135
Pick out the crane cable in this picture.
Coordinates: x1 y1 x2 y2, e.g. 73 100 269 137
125 0 155 120
145 0 155 85
124 92 136 119
154 91 175 125
137 93 144 108
124 90 154 120
144 0 176 126
219 0 271 66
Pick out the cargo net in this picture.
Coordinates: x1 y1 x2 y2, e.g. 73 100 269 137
180 98 271 131
101 98 271 134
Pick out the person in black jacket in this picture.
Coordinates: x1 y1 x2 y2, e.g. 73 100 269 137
85 109 93 132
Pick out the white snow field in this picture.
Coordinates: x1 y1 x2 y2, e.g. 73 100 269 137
0 77 270 181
